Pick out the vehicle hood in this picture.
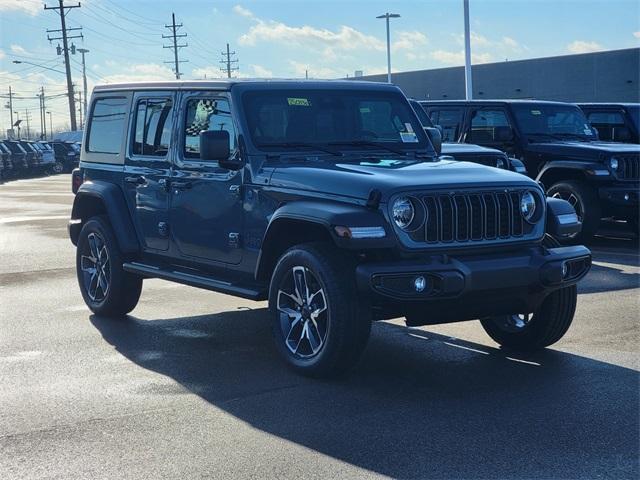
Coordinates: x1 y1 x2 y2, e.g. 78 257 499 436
441 142 502 155
269 158 536 201
527 140 640 160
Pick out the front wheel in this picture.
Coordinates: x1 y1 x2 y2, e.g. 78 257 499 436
269 243 371 377
52 161 64 174
547 180 601 243
76 216 142 317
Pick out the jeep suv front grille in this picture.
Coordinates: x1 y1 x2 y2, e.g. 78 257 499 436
617 154 640 181
407 190 536 245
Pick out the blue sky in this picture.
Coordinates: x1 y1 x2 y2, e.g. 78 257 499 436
1 0 639 131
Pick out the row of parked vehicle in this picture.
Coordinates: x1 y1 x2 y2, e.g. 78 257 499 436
0 139 80 181
407 100 639 243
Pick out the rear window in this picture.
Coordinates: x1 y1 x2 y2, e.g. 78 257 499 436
88 97 128 154
430 108 463 142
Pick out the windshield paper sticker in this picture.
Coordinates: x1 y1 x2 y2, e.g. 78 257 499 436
584 124 594 135
400 132 419 143
531 110 541 115
404 122 415 133
287 98 311 107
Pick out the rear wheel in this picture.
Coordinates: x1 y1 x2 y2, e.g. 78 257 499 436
269 243 371 377
76 216 142 317
52 161 64 174
547 180 601 243
480 235 577 351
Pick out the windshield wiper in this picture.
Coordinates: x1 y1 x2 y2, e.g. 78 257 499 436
553 133 591 141
526 133 564 142
257 142 342 156
328 140 406 155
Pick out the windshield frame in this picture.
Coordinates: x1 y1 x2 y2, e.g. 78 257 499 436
510 103 596 142
235 86 434 158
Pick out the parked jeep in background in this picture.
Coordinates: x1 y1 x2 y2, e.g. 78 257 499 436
69 80 590 377
579 103 639 144
52 141 80 173
409 99 527 175
422 100 640 242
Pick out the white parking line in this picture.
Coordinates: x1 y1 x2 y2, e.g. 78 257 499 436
0 215 69 224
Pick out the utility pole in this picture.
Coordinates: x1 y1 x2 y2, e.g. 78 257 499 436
47 111 53 139
77 48 89 118
24 109 31 140
7 86 14 136
463 0 473 100
14 111 21 140
45 0 82 131
220 43 239 78
76 89 83 129
163 13 188 80
39 87 47 140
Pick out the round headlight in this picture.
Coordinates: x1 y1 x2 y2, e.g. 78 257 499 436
609 157 619 171
392 197 415 229
520 191 536 222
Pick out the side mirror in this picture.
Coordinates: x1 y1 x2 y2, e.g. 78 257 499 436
424 127 442 156
200 130 230 162
495 126 515 142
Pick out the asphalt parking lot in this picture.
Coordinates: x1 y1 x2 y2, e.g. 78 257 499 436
0 174 638 480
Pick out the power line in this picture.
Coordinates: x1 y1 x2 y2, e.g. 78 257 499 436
163 13 188 80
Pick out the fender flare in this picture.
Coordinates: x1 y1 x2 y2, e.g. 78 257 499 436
70 180 139 253
536 160 607 184
254 200 394 281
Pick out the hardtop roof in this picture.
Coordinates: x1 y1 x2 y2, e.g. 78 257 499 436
420 99 579 106
92 78 400 93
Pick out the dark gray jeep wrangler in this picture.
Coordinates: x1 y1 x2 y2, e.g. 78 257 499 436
69 80 591 377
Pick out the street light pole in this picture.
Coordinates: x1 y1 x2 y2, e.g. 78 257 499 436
12 60 66 75
463 0 473 100
47 111 53 139
376 12 400 84
77 48 89 119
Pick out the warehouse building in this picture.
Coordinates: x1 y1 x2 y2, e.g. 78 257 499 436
353 47 640 102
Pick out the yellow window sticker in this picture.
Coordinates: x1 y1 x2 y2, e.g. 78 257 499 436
287 98 311 107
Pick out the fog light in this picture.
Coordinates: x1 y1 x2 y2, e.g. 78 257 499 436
624 193 630 201
561 262 569 279
414 276 426 292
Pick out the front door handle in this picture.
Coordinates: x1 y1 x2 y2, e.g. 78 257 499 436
172 180 192 191
125 175 146 186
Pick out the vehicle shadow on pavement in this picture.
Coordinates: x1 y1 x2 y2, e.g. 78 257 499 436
90 310 639 480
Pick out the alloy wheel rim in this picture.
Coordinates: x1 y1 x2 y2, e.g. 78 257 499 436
53 162 63 173
80 232 110 302
277 266 328 359
498 313 531 333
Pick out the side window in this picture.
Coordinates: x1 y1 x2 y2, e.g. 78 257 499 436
184 98 236 159
88 97 128 154
431 108 462 142
586 111 625 141
132 98 173 157
469 109 510 143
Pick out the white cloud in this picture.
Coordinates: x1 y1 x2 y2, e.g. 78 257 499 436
431 49 492 66
250 64 273 77
288 60 342 79
0 0 41 15
101 63 176 83
233 5 254 18
567 40 604 54
0 49 5 60
502 36 519 49
392 31 428 52
634 31 640 39
10 44 30 56
191 66 223 79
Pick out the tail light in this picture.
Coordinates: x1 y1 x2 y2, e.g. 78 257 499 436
72 168 83 194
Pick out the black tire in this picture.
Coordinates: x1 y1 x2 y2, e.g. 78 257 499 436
480 235 577 351
76 215 142 317
547 180 601 243
52 161 64 174
269 243 371 377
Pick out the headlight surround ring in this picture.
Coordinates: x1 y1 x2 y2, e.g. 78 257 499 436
520 190 537 223
391 196 426 232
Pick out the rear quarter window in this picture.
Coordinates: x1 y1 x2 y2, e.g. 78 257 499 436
87 97 128 154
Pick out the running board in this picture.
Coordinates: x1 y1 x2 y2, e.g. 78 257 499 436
122 262 266 301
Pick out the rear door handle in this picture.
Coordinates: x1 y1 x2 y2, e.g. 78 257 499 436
125 175 147 186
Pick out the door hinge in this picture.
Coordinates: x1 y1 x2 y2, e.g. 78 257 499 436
228 232 240 249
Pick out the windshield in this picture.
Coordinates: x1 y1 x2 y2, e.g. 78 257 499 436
627 106 640 131
242 89 431 155
512 104 596 141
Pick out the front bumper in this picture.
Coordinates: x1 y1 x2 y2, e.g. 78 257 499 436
599 183 639 209
356 244 591 323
